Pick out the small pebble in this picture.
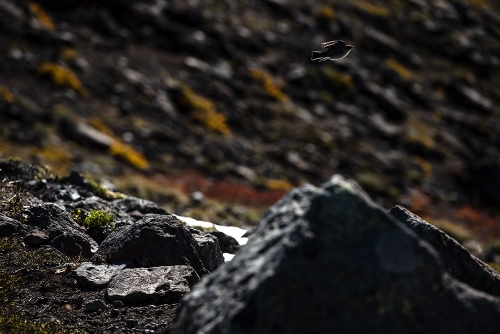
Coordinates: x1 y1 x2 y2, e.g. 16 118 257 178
126 319 138 328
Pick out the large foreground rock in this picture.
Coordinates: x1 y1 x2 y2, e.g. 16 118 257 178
96 214 222 276
171 175 500 334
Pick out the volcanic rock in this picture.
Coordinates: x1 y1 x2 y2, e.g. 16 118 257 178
96 214 214 276
24 203 98 257
106 266 200 304
172 175 500 334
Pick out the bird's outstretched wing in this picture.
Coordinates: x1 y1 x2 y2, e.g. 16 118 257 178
321 40 345 49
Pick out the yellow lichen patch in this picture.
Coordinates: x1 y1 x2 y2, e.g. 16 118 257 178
36 146 73 175
110 141 150 170
352 0 391 17
39 63 88 96
0 87 14 103
322 68 355 95
88 117 150 170
315 7 336 20
29 2 56 32
250 69 288 103
265 179 294 191
61 47 77 61
466 0 488 8
179 87 230 135
385 58 414 81
405 117 435 150
88 117 114 136
410 156 432 178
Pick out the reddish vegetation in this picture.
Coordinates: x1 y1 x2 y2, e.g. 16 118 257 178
152 171 287 207
458 205 500 241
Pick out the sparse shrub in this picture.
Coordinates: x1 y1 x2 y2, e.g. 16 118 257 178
0 177 24 220
250 69 288 103
29 2 56 32
0 87 14 103
385 59 414 81
179 87 230 135
352 0 390 17
83 210 114 229
13 247 70 270
38 63 88 96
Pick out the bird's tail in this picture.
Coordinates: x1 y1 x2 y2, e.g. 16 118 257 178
311 51 328 62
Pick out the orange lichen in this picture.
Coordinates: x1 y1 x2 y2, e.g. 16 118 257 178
385 58 415 81
265 179 294 191
315 7 336 20
109 141 150 171
180 87 230 135
29 2 56 32
0 87 14 103
250 69 288 103
87 117 149 170
61 48 77 61
39 63 88 96
352 0 390 17
36 146 73 175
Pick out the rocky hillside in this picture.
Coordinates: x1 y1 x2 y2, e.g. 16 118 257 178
1 1 500 259
2 159 500 333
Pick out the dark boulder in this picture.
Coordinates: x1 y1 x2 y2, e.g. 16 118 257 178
96 214 215 276
189 228 225 272
0 213 21 237
24 203 98 258
209 231 241 254
172 175 500 334
73 261 131 288
24 229 50 247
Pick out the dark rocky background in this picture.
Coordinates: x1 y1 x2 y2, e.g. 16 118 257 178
2 0 500 331
2 0 500 237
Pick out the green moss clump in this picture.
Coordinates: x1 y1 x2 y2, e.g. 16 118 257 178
0 269 20 303
83 210 114 229
87 178 126 200
0 237 15 253
0 308 79 334
13 248 70 271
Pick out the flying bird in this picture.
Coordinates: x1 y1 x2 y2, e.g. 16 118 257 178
311 40 354 62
